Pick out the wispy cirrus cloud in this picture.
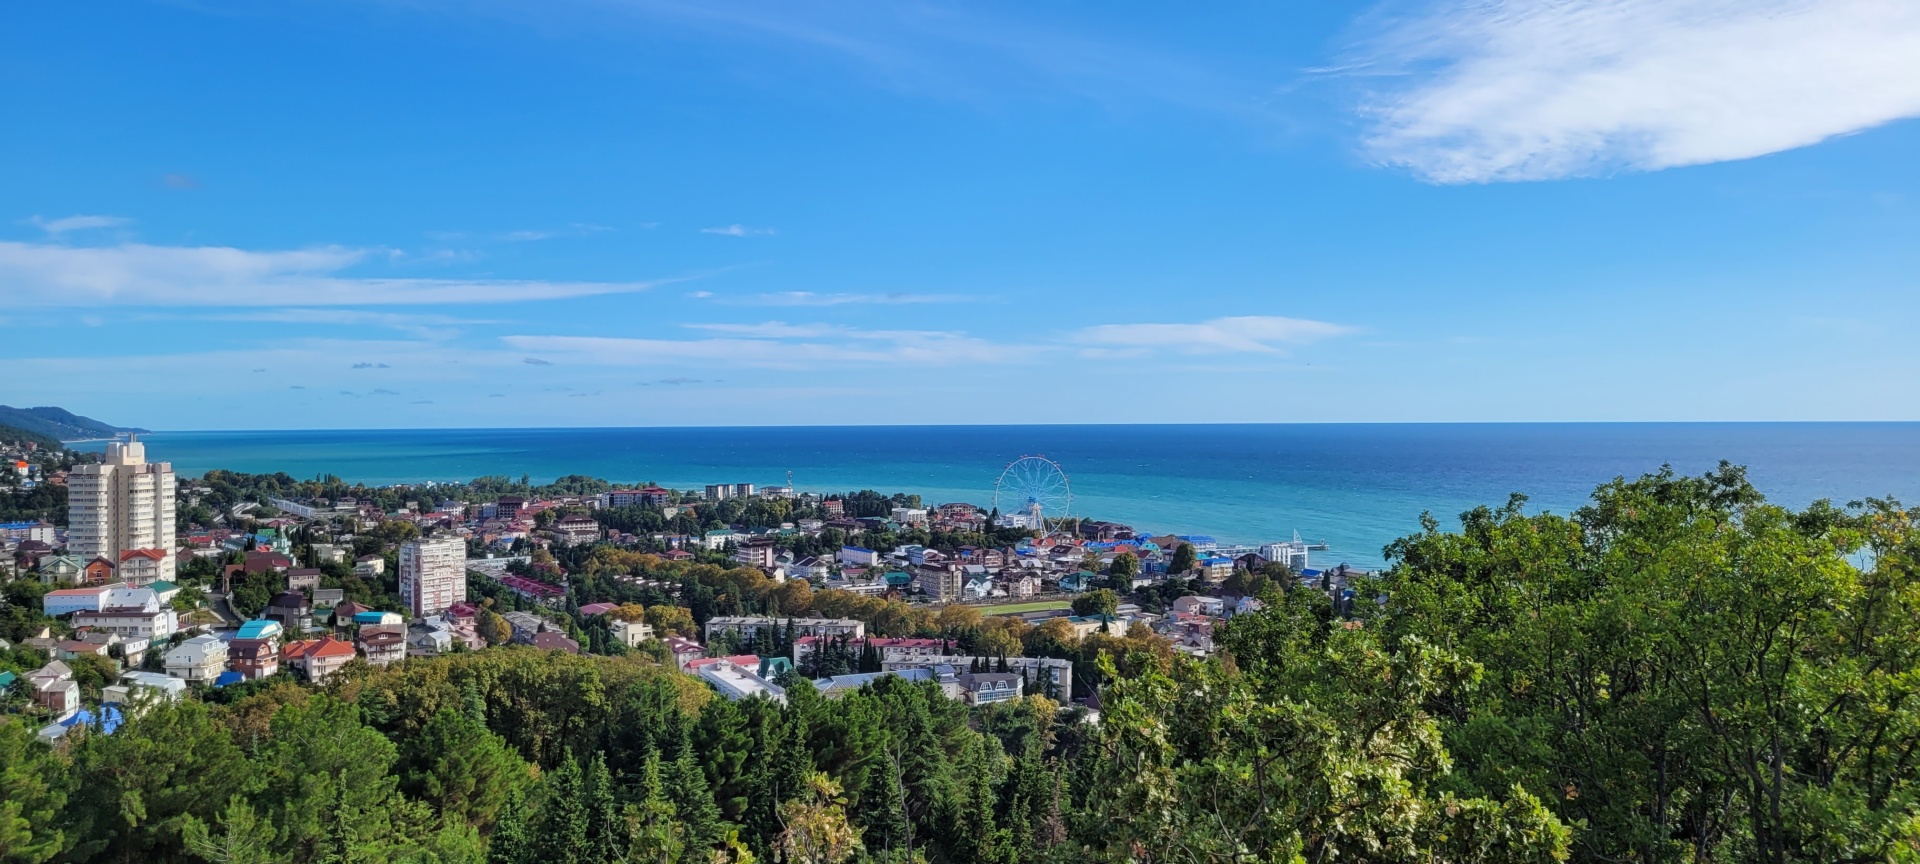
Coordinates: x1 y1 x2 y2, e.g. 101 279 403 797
509 315 1349 370
718 291 972 306
0 241 673 306
28 214 133 235
505 321 1029 368
1073 315 1353 356
1352 0 1920 183
207 309 497 340
700 224 777 237
392 0 1257 118
430 223 613 243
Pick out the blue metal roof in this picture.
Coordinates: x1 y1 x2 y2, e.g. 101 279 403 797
236 620 281 639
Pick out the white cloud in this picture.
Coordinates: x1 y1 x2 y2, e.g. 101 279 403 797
720 291 972 306
0 241 670 306
203 309 496 339
505 323 1028 368
29 214 133 235
700 224 777 237
1353 0 1920 182
683 321 962 340
1073 315 1352 355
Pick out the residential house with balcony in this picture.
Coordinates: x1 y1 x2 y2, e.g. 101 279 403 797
356 627 407 666
165 634 228 683
283 636 357 683
229 638 280 680
955 672 1023 705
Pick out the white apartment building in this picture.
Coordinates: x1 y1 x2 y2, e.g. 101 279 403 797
67 438 176 584
733 540 776 569
399 536 467 617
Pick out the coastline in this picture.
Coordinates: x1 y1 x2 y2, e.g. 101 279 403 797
77 423 1920 573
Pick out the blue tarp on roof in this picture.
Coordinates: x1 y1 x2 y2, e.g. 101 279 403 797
63 705 124 735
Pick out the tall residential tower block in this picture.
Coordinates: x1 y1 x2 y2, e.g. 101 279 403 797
398 536 467 617
67 437 175 584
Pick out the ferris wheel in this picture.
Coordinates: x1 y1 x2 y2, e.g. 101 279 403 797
994 455 1072 534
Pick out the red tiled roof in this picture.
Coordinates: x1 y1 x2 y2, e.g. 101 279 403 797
530 631 580 653
578 602 618 616
499 575 565 598
119 548 167 562
687 653 759 670
284 636 357 660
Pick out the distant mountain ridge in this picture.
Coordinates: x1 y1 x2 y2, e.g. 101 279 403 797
0 405 147 441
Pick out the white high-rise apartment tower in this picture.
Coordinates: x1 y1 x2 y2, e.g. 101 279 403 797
399 536 467 617
67 436 177 585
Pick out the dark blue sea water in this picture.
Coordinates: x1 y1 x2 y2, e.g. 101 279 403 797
97 424 1920 571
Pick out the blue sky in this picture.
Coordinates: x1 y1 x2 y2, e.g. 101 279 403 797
5 0 1920 428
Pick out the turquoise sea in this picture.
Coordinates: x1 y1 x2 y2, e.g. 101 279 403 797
90 424 1920 571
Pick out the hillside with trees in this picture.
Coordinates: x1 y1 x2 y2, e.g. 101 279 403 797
0 406 143 442
3 465 1916 863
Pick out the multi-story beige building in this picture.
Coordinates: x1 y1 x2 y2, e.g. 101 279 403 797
67 437 175 585
399 536 467 617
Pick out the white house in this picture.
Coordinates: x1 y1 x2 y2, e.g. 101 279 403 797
43 586 111 617
165 634 228 683
104 671 187 710
611 618 655 647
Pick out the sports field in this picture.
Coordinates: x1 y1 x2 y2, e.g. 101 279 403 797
979 600 1071 616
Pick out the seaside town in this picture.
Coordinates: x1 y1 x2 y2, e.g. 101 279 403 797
0 431 1364 743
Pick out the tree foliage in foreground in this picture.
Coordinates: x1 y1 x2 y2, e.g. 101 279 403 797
2 465 1917 863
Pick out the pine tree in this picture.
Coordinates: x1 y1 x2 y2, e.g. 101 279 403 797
486 785 534 864
584 753 626 863
665 748 724 851
896 699 949 854
855 750 909 860
625 753 689 864
531 755 588 864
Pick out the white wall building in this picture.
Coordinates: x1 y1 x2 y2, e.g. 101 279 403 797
399 536 467 618
611 618 655 647
67 438 176 584
837 546 880 568
695 658 786 704
165 634 228 683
